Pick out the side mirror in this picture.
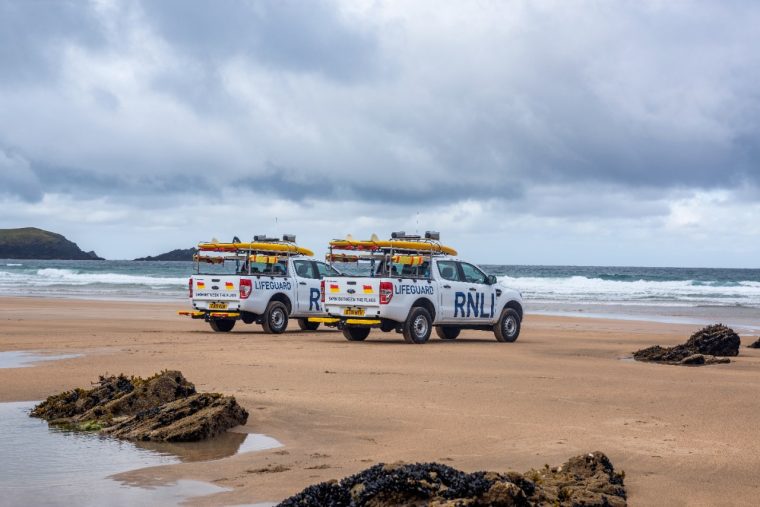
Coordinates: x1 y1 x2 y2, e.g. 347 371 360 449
487 275 498 285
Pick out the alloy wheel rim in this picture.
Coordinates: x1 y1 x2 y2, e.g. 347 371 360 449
414 315 428 337
272 309 285 328
505 316 516 336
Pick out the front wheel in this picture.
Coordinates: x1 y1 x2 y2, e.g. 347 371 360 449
403 307 432 344
209 319 236 332
494 308 521 342
435 326 460 340
343 327 370 341
262 301 289 334
298 318 320 331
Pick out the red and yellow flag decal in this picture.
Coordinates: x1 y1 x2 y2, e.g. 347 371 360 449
330 284 340 293
225 281 234 290
196 281 206 289
363 284 374 294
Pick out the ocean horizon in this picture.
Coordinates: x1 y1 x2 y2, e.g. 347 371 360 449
2 259 759 332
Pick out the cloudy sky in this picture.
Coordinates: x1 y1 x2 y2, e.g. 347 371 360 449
1 0 759 266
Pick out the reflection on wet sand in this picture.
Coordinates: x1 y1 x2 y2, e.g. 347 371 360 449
0 401 281 506
135 430 282 462
0 350 82 369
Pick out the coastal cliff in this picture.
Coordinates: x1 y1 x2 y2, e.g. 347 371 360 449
0 227 102 260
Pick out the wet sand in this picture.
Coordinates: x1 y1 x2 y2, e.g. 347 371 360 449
1 297 759 506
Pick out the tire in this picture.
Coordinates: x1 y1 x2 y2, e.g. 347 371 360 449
380 320 396 333
209 319 235 332
262 301 289 334
435 326 460 340
403 307 432 344
343 327 370 341
494 308 521 342
298 318 320 331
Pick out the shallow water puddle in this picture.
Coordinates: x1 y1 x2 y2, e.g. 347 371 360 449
0 402 281 506
0 350 82 369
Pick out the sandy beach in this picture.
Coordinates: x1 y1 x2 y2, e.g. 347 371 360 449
1 297 759 506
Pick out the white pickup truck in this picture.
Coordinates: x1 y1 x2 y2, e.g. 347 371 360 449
315 232 524 344
181 236 339 333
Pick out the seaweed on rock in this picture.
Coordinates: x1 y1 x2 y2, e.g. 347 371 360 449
30 371 247 441
633 324 740 366
279 451 625 507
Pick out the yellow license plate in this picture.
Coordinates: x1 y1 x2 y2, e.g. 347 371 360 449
343 307 365 317
209 302 228 310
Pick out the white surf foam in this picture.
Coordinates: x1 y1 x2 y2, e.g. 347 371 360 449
0 269 186 287
499 275 760 306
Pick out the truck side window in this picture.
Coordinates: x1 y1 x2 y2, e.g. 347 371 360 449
459 262 487 284
437 261 460 281
294 260 317 279
263 261 288 276
315 262 339 278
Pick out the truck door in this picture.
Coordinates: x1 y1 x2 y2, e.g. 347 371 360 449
293 259 321 315
457 262 496 321
436 260 468 322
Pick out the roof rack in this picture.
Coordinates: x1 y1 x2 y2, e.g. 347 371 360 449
197 234 314 256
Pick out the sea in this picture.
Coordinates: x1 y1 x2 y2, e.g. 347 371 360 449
1 259 758 331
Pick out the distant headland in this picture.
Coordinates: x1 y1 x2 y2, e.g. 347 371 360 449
134 248 197 261
0 227 102 260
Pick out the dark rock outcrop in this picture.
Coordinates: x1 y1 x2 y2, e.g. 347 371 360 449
0 227 102 260
30 371 247 441
633 324 740 366
134 247 197 261
278 451 626 507
747 337 760 349
104 393 249 442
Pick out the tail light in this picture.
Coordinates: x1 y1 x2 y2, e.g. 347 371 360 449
188 278 193 298
380 281 393 304
239 278 252 299
320 280 325 303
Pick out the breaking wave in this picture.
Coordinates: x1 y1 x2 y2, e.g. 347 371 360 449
498 275 760 306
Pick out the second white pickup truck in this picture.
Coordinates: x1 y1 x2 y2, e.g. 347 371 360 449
314 232 524 344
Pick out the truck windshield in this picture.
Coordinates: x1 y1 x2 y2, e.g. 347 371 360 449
242 260 288 276
376 260 430 279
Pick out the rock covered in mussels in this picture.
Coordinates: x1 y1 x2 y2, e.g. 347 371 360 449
278 451 625 507
30 371 247 441
633 324 740 366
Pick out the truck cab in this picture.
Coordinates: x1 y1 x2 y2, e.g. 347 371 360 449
179 235 339 333
312 232 523 344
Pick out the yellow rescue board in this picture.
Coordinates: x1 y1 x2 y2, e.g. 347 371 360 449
329 239 456 256
198 242 314 256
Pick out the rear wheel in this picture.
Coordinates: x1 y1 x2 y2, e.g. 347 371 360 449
209 319 236 332
262 301 289 334
343 327 370 341
435 326 460 340
403 307 432 344
494 308 521 342
298 318 320 331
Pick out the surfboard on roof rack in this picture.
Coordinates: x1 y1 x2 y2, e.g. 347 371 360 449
197 239 314 257
328 231 457 256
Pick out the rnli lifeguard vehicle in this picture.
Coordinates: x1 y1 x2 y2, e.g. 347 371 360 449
179 235 339 333
310 232 523 344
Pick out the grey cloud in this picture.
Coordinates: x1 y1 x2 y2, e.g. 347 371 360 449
141 0 378 82
1 0 760 218
0 149 42 201
0 0 104 85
